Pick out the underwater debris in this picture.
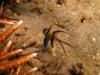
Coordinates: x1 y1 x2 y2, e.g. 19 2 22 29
69 63 84 75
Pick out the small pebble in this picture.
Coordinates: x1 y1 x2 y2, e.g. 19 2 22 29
96 53 100 57
92 37 96 41
98 72 100 75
